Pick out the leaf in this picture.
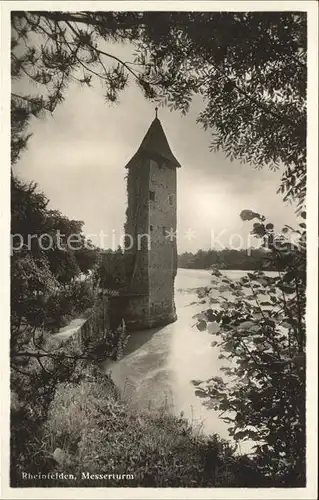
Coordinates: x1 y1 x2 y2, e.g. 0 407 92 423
256 278 269 286
252 223 266 237
220 302 230 310
210 297 220 304
238 321 255 329
278 284 295 294
283 271 295 283
247 272 257 280
196 320 207 331
197 287 210 298
281 321 293 329
211 269 222 277
222 277 231 283
194 390 208 399
219 284 232 292
207 321 219 334
206 309 220 322
233 430 249 441
193 312 206 321
247 325 260 333
245 295 255 301
191 379 202 386
240 209 261 221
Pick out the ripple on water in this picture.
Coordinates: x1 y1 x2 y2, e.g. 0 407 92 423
103 269 261 454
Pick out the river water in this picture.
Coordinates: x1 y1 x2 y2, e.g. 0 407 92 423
102 268 258 447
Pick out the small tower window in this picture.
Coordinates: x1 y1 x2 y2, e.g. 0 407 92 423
149 190 155 202
168 194 175 206
150 225 154 232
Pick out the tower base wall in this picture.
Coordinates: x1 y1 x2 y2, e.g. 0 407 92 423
124 295 177 332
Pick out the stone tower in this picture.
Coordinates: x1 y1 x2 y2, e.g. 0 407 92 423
123 112 181 331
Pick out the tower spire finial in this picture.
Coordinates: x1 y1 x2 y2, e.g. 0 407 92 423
155 106 158 119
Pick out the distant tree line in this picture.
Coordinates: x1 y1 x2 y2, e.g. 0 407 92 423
178 248 277 271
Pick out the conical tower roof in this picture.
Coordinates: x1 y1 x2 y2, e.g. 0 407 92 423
125 116 181 169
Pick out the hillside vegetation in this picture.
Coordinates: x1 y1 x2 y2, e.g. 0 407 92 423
15 363 268 488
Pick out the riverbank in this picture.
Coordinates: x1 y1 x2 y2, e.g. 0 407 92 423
27 362 265 488
11 267 262 487
11 267 302 488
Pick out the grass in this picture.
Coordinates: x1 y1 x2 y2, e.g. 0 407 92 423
12 364 267 488
28 365 258 488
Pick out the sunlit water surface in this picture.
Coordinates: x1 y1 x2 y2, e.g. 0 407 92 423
102 268 277 451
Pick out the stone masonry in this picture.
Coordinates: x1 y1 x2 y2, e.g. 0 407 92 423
123 113 181 330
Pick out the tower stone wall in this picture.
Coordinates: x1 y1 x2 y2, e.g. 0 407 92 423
148 159 177 325
123 116 180 331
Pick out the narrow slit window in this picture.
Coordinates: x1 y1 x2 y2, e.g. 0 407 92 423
149 190 155 201
168 194 175 206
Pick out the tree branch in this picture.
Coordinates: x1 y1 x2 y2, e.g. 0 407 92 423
30 11 144 33
204 66 298 129
64 19 145 83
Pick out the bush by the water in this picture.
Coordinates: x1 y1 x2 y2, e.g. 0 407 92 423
44 280 97 331
192 211 306 487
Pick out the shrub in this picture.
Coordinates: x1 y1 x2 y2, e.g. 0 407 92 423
44 280 97 330
192 211 306 486
10 318 128 486
36 368 264 488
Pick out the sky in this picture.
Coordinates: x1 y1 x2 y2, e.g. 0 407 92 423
13 41 298 254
